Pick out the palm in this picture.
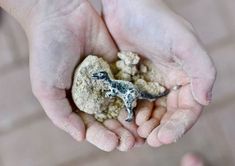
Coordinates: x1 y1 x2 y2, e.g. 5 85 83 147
29 1 141 151
102 0 216 146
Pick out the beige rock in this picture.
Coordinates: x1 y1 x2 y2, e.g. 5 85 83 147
115 71 132 81
142 60 165 84
140 64 148 73
72 55 124 120
116 60 138 76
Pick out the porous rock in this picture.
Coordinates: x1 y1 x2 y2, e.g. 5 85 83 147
72 55 124 121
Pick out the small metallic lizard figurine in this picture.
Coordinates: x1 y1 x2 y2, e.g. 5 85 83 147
92 71 169 122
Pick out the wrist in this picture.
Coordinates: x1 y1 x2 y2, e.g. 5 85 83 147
0 0 39 32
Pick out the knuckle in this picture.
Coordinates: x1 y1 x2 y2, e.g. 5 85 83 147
48 114 66 129
53 118 65 129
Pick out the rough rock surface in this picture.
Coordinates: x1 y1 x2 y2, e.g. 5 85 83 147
72 55 124 122
115 51 166 97
72 52 167 122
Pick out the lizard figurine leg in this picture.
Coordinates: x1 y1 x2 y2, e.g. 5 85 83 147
124 99 135 122
125 107 134 122
105 89 117 98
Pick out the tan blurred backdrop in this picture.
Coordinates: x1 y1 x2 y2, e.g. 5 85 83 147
0 0 235 166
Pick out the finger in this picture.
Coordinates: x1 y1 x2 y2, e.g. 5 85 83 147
35 90 85 142
158 85 203 144
191 77 215 105
80 113 119 152
159 89 179 124
175 39 216 105
138 105 166 138
154 105 169 124
155 97 167 107
147 126 163 148
152 106 166 121
86 2 118 62
137 118 160 138
181 153 205 166
104 119 135 151
166 89 180 112
118 110 145 146
135 101 153 126
160 111 174 124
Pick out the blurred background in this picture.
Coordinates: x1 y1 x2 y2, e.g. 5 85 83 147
0 0 234 165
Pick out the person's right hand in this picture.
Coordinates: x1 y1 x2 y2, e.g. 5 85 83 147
25 0 141 151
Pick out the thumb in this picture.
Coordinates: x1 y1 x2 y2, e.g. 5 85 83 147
93 24 118 62
176 40 216 105
87 2 118 62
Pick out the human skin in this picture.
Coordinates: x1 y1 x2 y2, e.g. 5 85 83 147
0 0 216 151
181 153 205 166
101 0 216 146
0 0 143 151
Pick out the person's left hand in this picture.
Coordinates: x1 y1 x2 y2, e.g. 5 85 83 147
101 0 216 147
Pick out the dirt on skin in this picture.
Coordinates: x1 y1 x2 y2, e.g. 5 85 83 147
72 51 167 122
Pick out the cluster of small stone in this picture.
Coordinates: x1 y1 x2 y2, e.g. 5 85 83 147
94 99 123 122
115 51 166 97
115 52 141 81
134 79 166 96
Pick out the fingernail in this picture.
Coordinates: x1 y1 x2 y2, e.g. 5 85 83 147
152 140 163 148
71 130 84 142
147 136 163 148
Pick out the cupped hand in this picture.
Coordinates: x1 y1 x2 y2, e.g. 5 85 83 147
27 0 142 151
102 0 216 146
